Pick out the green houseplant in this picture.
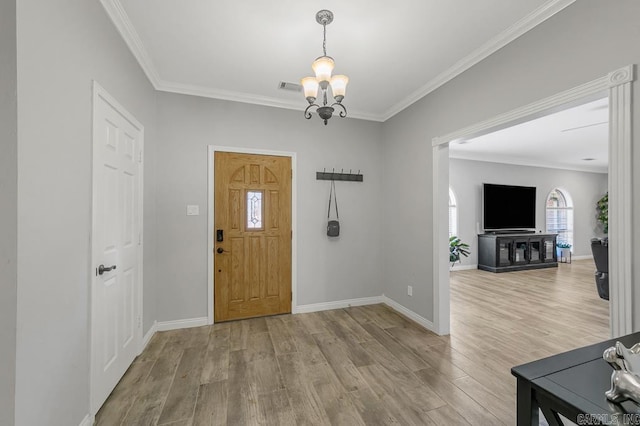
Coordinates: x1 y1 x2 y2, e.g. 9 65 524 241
449 236 470 268
596 192 608 234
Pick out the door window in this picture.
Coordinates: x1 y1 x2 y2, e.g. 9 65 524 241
246 190 264 230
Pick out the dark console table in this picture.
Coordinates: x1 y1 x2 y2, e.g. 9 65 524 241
478 232 558 272
512 332 640 426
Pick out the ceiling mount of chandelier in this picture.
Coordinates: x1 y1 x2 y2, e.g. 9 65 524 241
301 10 349 125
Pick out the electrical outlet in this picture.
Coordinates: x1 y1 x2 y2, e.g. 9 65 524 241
407 285 413 296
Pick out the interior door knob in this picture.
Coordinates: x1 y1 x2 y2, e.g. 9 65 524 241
98 264 117 275
216 247 225 254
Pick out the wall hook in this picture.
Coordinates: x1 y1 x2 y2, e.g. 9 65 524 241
316 168 364 182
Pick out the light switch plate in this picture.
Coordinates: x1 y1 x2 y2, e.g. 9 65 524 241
186 205 199 216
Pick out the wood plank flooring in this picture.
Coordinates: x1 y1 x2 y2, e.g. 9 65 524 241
96 260 609 425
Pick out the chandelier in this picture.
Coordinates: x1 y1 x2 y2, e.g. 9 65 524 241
301 10 349 125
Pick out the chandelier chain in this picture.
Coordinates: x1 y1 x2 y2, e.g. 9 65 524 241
322 23 327 56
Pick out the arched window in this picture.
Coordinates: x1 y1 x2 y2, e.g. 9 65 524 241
449 187 457 238
546 188 574 249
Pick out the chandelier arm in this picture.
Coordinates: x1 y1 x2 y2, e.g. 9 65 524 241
304 103 319 120
332 102 347 118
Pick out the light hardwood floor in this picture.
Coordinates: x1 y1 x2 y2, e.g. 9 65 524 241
96 259 609 425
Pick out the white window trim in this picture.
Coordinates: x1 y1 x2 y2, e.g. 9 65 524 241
448 187 458 237
545 188 574 249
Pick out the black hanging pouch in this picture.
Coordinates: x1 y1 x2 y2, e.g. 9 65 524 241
327 180 340 237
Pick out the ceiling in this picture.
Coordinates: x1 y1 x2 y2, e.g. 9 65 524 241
449 97 609 173
100 0 574 122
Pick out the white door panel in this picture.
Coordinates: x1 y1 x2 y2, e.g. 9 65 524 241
91 83 143 414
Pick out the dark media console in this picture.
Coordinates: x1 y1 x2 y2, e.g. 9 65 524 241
477 233 558 273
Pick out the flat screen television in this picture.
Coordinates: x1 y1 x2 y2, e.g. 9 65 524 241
483 183 536 232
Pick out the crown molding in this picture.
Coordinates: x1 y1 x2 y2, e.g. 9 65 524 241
380 0 576 121
157 80 383 122
449 152 608 174
101 0 574 123
101 0 383 121
100 0 162 88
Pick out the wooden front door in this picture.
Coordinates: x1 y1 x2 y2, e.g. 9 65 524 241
214 152 292 322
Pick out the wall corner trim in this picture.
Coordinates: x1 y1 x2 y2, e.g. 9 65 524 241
571 255 594 261
294 295 438 334
156 317 209 332
381 0 576 121
140 321 158 354
450 264 478 272
99 0 162 88
100 0 573 122
295 296 383 314
140 296 437 350
382 295 437 334
79 414 94 426
608 65 634 87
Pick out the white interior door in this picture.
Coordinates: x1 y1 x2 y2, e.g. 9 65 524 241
91 83 143 414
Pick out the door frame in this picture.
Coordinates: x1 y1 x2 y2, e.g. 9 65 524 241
90 81 145 414
207 146 297 324
432 64 635 337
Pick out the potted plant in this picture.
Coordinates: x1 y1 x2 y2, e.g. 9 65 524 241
557 241 572 261
596 192 608 234
449 236 470 268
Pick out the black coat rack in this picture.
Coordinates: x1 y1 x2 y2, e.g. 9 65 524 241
316 168 363 182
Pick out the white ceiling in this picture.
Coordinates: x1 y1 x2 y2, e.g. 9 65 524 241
449 97 609 173
101 0 574 122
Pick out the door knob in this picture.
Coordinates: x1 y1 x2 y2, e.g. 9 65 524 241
216 247 227 254
98 264 117 275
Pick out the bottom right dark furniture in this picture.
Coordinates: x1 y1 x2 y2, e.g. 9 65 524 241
512 332 640 426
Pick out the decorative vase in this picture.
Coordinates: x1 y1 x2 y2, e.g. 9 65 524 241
557 247 570 261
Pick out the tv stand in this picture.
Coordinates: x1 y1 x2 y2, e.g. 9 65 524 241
486 230 535 235
477 233 557 273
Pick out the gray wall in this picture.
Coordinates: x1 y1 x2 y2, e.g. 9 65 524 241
449 159 608 267
8 1 640 424
155 93 384 321
382 1 640 322
0 0 17 424
15 1 158 425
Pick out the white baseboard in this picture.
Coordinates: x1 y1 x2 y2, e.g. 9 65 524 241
450 264 477 271
571 255 593 261
382 295 436 333
141 296 436 347
140 317 208 352
140 320 157 353
79 413 93 426
293 294 437 334
450 257 592 269
156 317 209 332
295 296 383 314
